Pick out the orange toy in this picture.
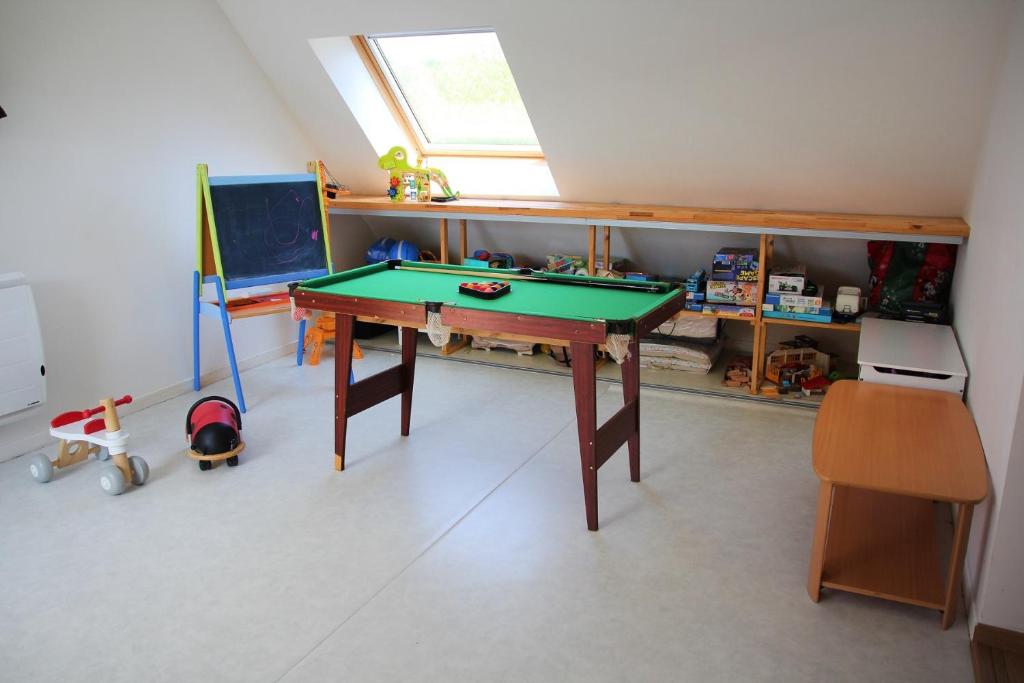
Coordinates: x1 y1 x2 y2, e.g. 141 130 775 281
303 313 364 366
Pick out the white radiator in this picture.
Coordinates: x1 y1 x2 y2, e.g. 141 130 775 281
0 273 46 416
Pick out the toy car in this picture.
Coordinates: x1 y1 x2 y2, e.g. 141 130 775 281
185 396 244 471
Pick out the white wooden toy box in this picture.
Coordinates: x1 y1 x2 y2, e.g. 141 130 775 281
856 317 967 396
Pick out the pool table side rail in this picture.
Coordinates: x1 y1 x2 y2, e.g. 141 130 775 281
389 260 678 292
296 261 389 289
291 291 426 328
292 260 685 345
635 292 687 336
291 282 685 346
296 260 679 295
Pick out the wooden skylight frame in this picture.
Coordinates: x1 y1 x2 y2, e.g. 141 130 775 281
351 31 545 160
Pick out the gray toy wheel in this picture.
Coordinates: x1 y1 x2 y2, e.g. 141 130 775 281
29 453 54 483
129 456 149 485
99 466 126 495
96 447 111 461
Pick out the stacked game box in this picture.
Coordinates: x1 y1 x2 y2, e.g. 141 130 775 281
761 306 833 323
767 265 807 294
762 288 827 313
711 248 759 282
762 266 832 323
705 248 758 316
683 269 706 311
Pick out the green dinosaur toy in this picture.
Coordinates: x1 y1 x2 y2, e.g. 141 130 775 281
378 146 459 201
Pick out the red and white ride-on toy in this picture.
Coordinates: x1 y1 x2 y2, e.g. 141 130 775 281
29 395 149 495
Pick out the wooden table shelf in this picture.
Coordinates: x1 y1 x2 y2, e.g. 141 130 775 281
820 486 945 610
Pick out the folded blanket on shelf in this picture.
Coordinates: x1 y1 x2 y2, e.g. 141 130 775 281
638 337 723 374
651 315 719 343
471 336 535 356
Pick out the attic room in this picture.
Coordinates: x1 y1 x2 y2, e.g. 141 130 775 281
1 0 1023 680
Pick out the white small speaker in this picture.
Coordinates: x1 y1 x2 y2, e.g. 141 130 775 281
835 286 862 315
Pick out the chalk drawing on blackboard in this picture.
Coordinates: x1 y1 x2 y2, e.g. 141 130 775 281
209 179 328 283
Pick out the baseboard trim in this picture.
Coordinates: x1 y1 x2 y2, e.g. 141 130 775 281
976 624 1024 656
973 623 1024 683
0 341 297 464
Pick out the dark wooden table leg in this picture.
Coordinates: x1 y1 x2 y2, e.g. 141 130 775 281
334 314 355 471
622 338 641 482
400 326 417 436
571 341 599 531
941 502 974 629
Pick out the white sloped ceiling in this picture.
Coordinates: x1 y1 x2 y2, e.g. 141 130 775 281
218 0 1011 215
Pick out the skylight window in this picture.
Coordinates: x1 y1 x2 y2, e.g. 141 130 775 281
359 30 542 158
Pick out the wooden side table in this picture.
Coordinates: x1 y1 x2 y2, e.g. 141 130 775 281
807 381 988 629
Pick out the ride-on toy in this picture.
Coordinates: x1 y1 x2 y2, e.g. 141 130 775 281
29 394 149 495
185 396 244 470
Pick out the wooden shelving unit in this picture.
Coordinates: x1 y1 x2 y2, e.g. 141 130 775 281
328 195 968 401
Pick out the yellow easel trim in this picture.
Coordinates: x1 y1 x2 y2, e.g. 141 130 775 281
196 163 226 282
313 160 334 274
195 165 205 271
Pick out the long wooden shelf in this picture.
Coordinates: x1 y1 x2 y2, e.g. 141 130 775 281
762 317 861 332
329 195 968 242
670 309 756 324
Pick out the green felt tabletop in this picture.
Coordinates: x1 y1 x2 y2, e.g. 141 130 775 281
298 261 680 323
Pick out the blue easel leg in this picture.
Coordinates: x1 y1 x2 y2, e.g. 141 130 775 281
296 318 306 366
193 271 201 391
215 278 246 413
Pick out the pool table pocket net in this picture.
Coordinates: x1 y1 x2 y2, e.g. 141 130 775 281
425 306 452 347
604 333 632 364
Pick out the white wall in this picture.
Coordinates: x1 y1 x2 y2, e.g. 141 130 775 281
952 0 1024 633
0 0 334 461
220 0 1010 214
981 382 1024 630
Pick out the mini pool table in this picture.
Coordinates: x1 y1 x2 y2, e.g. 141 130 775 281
291 260 685 530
